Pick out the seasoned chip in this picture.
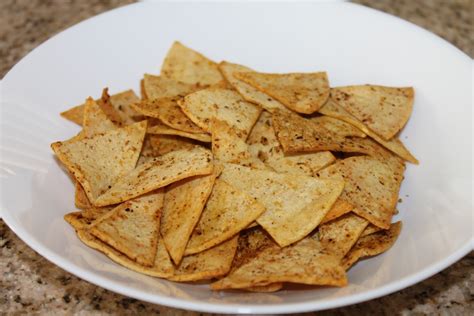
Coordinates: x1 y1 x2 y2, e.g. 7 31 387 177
151 135 201 156
108 89 142 125
74 182 93 209
244 283 284 292
319 213 368 259
64 207 112 230
211 236 346 290
148 119 211 142
219 61 289 113
169 236 238 282
142 74 199 101
77 230 174 278
316 156 404 229
235 71 330 114
94 147 214 207
220 164 344 247
180 88 262 138
360 224 384 237
89 190 164 267
342 221 402 270
51 121 147 204
184 179 266 255
60 104 84 125
320 199 354 224
132 97 204 133
331 85 413 140
161 172 218 265
161 41 224 86
319 98 418 163
81 97 117 137
248 111 335 176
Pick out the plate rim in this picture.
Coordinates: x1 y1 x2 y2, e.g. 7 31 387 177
1 1 473 313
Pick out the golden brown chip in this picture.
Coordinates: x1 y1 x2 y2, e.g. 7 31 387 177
247 111 335 176
108 89 142 125
235 71 330 114
64 207 112 230
184 179 266 255
319 213 368 259
180 88 262 138
331 85 413 140
77 230 174 278
320 199 354 224
219 163 344 247
89 190 164 267
132 97 204 133
94 147 214 207
219 61 290 113
150 135 202 156
244 283 284 293
161 172 218 265
169 236 238 282
342 221 402 270
211 236 346 290
360 224 384 237
316 156 404 229
142 74 199 101
81 97 117 137
161 41 224 86
74 182 93 209
60 104 84 125
51 121 147 204
319 98 418 163
147 119 211 142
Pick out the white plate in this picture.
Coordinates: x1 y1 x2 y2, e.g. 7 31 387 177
1 1 472 314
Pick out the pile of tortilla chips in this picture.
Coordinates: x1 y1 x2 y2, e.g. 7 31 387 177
54 41 416 292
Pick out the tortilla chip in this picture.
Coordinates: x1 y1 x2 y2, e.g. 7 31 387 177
161 41 224 86
169 236 238 282
319 213 369 259
81 97 117 136
179 88 262 138
360 224 384 237
161 172 218 265
94 147 214 206
147 119 211 142
219 163 344 247
316 156 404 229
64 207 112 230
75 182 93 209
342 221 402 270
248 111 335 176
331 85 414 140
244 283 284 292
218 61 290 113
142 74 199 100
184 179 266 255
132 97 204 134
60 104 84 125
320 199 354 224
108 89 142 125
150 135 202 156
140 79 147 99
51 121 147 204
211 236 347 290
89 190 164 267
319 98 418 163
77 230 174 278
235 71 330 114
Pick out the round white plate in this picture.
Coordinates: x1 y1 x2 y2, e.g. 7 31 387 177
1 1 472 314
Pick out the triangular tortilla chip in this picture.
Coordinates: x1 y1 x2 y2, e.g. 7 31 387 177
147 119 211 142
316 156 404 229
132 97 204 134
150 135 202 156
89 190 165 266
319 213 368 259
235 71 330 114
218 61 290 113
82 97 117 136
331 85 414 140
360 224 384 237
60 104 84 125
320 199 354 224
319 98 418 163
51 121 147 204
94 147 214 206
342 221 402 270
219 163 344 247
179 88 262 138
211 236 347 290
247 111 335 176
78 230 174 278
142 74 199 101
161 172 218 265
169 236 238 282
64 207 113 230
184 179 266 255
160 41 224 86
75 182 93 209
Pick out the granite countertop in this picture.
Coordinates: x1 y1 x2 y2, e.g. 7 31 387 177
1 0 472 314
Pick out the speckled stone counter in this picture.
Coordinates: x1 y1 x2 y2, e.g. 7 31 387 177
1 0 472 314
